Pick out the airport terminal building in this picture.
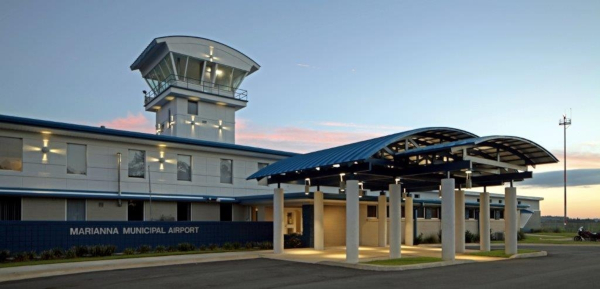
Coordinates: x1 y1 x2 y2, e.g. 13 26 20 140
0 36 552 256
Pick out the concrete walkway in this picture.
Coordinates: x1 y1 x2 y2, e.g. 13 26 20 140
261 245 504 264
0 250 268 283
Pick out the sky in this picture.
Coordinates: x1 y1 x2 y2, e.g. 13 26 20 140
0 0 599 217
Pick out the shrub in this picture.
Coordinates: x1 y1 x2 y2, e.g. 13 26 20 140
414 233 423 245
245 242 254 249
438 230 442 243
422 234 439 244
90 245 116 257
40 250 54 260
284 233 304 249
259 241 273 250
154 245 166 253
0 250 10 262
123 248 135 255
137 245 152 254
552 227 562 233
517 230 526 241
65 248 77 259
198 244 207 251
465 230 476 243
208 244 218 251
222 242 234 250
167 245 178 252
52 247 65 259
74 245 89 257
232 242 242 250
14 252 30 262
177 243 195 252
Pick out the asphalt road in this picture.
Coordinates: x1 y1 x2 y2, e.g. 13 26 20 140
2 245 599 289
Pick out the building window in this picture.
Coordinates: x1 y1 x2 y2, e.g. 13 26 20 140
177 155 192 181
0 136 22 172
425 207 439 219
67 199 86 221
477 198 480 203
0 196 21 220
128 200 144 221
499 200 503 204
67 143 87 175
177 202 191 221
257 162 269 186
416 207 425 218
413 194 420 199
187 100 198 115
220 159 233 184
367 205 377 218
128 150 146 178
220 203 232 221
518 201 522 205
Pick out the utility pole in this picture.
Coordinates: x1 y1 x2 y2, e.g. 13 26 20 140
559 112 572 226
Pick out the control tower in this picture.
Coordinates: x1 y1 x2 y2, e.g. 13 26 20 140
130 36 260 144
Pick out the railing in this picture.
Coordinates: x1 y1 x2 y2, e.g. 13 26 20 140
144 74 248 105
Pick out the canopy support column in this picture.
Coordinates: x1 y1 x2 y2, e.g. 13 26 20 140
378 192 387 247
441 178 455 261
455 190 465 253
346 180 360 264
314 191 324 250
505 185 518 255
389 183 402 259
404 196 414 245
479 188 491 251
273 188 284 254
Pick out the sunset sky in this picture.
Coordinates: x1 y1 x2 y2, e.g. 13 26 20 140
1 0 598 217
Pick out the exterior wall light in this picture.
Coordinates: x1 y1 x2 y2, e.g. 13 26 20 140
169 115 176 127
358 182 365 198
465 170 473 189
156 123 162 134
438 185 442 199
41 146 50 154
304 178 310 195
158 157 165 164
332 164 340 168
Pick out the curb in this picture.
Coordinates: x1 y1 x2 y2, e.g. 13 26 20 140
509 251 548 259
318 259 475 271
0 252 265 283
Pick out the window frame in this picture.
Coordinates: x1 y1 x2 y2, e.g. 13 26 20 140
220 159 233 184
127 149 146 179
187 100 199 115
66 143 87 175
177 154 193 182
0 136 23 172
366 205 378 219
66 199 86 221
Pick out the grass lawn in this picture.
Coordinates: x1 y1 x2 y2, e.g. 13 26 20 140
365 257 442 266
468 249 539 258
0 249 260 269
521 233 595 245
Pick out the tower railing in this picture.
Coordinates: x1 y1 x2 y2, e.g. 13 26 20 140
144 74 248 105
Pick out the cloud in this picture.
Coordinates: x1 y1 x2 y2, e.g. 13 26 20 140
316 121 410 132
97 112 154 134
296 63 311 68
521 169 600 188
236 119 388 153
536 150 600 172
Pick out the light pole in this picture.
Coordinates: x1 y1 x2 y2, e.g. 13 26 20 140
559 113 571 227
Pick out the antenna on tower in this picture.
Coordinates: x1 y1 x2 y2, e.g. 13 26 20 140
559 109 572 227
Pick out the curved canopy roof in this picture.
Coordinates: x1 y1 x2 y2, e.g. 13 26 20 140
248 127 477 180
248 127 558 192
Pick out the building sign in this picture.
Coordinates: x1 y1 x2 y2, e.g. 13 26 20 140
69 226 200 236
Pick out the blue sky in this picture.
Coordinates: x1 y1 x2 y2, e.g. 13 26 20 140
1 0 599 216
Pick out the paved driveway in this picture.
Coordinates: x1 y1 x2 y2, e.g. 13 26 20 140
3 245 600 288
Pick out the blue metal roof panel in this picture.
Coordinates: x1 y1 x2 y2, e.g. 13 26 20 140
0 114 296 157
247 127 478 179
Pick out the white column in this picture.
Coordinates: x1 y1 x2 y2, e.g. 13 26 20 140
479 190 491 251
441 178 455 261
505 186 518 255
389 183 402 259
314 191 325 250
273 188 284 254
346 180 360 263
454 190 465 253
404 196 414 246
378 192 387 247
